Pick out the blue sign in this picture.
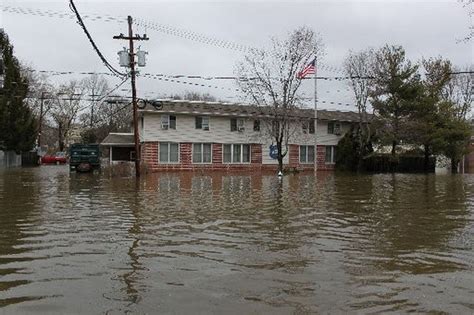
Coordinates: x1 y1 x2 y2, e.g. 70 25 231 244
269 144 278 159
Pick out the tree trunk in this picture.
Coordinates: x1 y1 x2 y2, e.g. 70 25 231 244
451 159 458 174
278 157 284 173
423 144 430 173
391 140 397 156
277 141 284 172
58 122 64 152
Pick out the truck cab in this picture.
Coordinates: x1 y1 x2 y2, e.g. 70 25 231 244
69 144 100 172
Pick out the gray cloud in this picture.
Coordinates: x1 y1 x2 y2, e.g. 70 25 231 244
2 0 472 110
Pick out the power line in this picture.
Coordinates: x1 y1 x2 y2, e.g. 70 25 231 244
90 101 131 126
1 5 123 24
1 4 345 74
68 0 126 78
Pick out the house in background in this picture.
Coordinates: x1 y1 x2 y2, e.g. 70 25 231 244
64 123 83 149
101 132 135 162
102 100 360 172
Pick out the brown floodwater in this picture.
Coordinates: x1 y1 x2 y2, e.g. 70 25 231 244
0 166 473 314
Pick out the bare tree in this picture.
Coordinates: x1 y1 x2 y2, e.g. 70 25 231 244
458 0 473 42
443 65 474 120
83 98 132 143
236 26 324 172
21 66 55 118
50 80 85 151
81 73 109 128
343 48 376 169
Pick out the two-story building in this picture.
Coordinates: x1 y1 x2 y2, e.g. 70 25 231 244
101 100 361 172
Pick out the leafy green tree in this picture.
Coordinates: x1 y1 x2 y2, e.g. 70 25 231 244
407 57 452 171
370 45 421 156
0 29 37 153
433 101 471 173
335 125 358 171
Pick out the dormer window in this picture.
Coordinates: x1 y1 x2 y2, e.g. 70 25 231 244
195 116 210 130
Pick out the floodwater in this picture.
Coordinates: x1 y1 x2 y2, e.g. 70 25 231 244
0 166 473 314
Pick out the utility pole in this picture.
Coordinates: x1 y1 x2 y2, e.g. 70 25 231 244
38 91 46 148
114 16 149 177
314 54 318 174
89 89 101 128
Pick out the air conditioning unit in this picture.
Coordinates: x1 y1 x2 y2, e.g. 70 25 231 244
203 125 209 131
161 123 169 130
238 126 245 132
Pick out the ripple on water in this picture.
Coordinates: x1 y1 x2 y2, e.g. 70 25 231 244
0 168 473 313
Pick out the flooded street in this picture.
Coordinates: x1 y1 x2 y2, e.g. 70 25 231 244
0 166 473 314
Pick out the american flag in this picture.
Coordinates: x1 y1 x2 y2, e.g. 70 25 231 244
297 58 316 79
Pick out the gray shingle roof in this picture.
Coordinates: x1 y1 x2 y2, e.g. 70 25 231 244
139 99 365 122
101 133 134 146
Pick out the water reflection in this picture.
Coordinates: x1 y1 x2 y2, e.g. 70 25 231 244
0 168 472 313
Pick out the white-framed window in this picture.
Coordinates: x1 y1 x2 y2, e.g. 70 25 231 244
195 116 210 130
223 144 251 163
193 143 212 163
230 118 245 132
299 145 315 163
327 122 341 135
253 120 260 132
161 115 176 130
325 146 337 164
302 120 315 134
159 142 179 163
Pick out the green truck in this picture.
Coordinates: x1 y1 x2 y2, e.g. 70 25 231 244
69 144 100 172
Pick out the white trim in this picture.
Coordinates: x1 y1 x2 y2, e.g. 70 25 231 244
325 146 336 164
327 122 342 135
159 142 180 164
101 143 134 146
299 145 315 164
222 144 251 164
195 116 211 131
192 143 213 164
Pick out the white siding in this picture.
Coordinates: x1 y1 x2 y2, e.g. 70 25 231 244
141 113 351 148
143 114 261 144
261 142 289 165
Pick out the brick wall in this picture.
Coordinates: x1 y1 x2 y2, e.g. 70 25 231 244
464 142 474 173
142 142 158 170
289 144 299 168
251 144 262 164
141 141 336 172
318 145 336 171
212 143 222 165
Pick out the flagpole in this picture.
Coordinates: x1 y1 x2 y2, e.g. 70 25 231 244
314 54 318 173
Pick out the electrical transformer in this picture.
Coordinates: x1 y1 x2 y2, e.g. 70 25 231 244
136 50 147 67
118 48 130 67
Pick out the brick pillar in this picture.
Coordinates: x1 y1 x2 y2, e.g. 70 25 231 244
212 143 222 165
317 145 325 170
289 144 299 168
142 142 158 171
251 144 262 164
180 143 192 170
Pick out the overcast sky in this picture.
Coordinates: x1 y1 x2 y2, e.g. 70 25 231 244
1 0 472 111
